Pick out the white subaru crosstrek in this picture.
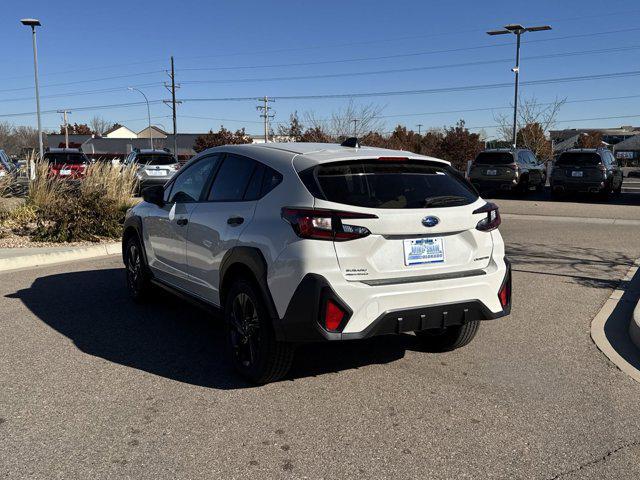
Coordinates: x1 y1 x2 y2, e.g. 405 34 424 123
123 139 511 384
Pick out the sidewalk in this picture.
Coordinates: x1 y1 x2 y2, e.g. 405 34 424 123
0 242 121 272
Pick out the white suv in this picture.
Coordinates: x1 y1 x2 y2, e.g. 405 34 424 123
122 140 511 383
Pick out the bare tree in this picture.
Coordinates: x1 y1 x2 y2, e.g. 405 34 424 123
494 96 566 159
89 115 111 136
303 100 385 139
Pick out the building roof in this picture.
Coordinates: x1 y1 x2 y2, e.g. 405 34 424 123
614 134 640 151
553 134 581 153
45 134 93 147
138 125 168 135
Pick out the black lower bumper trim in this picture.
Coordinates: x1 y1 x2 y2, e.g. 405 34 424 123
277 260 511 343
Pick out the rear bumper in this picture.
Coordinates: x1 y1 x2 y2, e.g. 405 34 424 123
551 179 605 193
275 258 511 343
471 179 519 191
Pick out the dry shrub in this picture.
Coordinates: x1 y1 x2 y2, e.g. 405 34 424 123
18 160 138 242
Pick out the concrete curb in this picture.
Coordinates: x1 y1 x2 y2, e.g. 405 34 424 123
0 242 121 272
590 259 640 384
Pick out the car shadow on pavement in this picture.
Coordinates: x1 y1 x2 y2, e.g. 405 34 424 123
506 242 635 290
487 189 640 205
7 267 408 389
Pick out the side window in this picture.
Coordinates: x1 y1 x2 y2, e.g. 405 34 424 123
168 155 219 203
244 163 265 200
517 151 528 165
208 154 257 201
527 152 538 165
261 167 283 196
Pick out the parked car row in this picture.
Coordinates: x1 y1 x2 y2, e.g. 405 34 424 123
469 147 624 199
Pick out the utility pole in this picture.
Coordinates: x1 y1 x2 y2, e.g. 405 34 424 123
351 118 359 137
57 110 71 148
257 96 275 143
163 56 181 158
487 23 552 149
417 123 423 135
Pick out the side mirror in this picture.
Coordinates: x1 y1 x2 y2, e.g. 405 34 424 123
142 185 165 207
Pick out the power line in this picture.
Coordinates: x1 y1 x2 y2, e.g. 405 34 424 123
177 16 640 62
0 82 166 104
181 69 640 103
180 27 640 74
0 70 164 94
0 100 165 119
180 45 640 85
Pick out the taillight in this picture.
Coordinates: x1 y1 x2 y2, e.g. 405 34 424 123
498 267 511 309
377 156 409 162
473 202 501 232
324 299 345 332
281 208 377 241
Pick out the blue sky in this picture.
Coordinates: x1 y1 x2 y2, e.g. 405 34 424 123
1 0 640 138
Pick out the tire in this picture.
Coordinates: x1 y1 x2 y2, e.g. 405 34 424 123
518 177 530 195
614 180 622 194
415 320 480 352
124 235 152 302
224 279 294 384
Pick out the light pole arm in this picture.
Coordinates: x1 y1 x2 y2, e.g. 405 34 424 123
129 87 153 149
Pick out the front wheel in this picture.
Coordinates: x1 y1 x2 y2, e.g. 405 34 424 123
124 236 152 301
224 280 294 384
415 321 480 352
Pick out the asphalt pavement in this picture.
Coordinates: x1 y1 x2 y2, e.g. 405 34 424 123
1 194 640 479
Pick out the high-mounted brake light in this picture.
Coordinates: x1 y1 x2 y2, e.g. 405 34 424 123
281 208 377 241
377 156 409 162
473 202 501 232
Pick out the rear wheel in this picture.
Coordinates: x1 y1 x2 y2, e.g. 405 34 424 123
415 321 480 352
614 179 623 194
224 279 294 384
124 236 152 301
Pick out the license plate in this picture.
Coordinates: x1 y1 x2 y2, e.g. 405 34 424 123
60 169 72 176
486 169 498 176
404 237 445 266
147 169 167 176
571 171 583 177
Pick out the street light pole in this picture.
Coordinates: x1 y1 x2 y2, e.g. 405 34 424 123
21 18 43 179
487 23 552 149
128 87 153 149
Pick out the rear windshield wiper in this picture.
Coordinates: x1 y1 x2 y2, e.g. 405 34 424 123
423 195 469 207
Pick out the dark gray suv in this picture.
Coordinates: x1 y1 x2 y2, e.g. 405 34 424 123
550 148 623 197
469 148 546 194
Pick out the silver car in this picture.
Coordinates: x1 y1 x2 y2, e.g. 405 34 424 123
123 148 180 194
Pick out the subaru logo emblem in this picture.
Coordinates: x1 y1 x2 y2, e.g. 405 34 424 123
422 216 439 228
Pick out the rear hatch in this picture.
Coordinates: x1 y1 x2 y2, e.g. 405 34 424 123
136 154 178 179
297 158 495 283
469 151 517 182
45 152 88 178
553 152 604 181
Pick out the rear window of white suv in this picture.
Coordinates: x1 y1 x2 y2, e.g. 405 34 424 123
299 160 478 209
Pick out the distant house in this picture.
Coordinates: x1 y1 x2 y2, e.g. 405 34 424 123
612 135 640 166
104 125 137 138
551 126 640 153
137 126 169 139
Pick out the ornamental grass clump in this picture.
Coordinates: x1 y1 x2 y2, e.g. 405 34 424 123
2 160 138 242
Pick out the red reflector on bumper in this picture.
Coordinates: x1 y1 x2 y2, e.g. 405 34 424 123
325 300 345 331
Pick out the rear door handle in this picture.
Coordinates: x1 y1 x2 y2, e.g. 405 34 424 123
227 216 244 226
176 218 189 226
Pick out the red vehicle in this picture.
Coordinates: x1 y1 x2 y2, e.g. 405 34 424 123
44 148 90 179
